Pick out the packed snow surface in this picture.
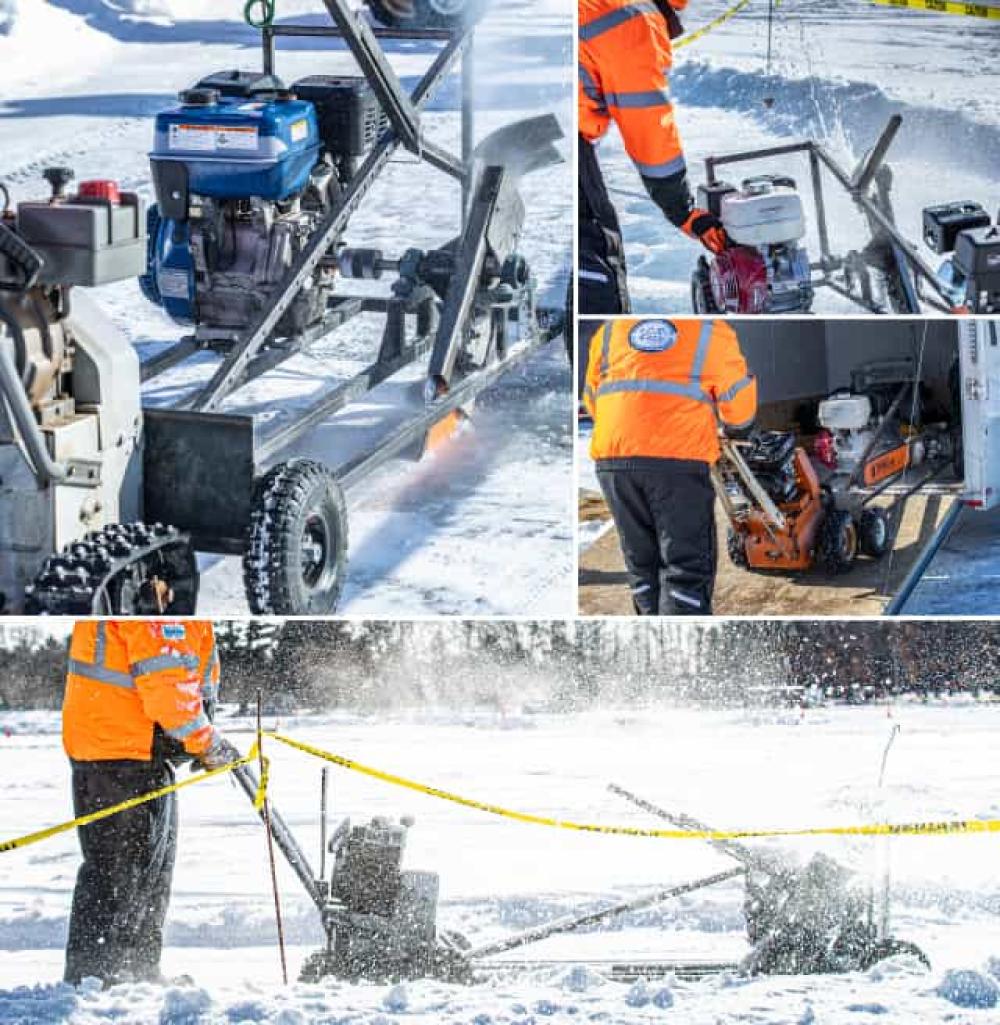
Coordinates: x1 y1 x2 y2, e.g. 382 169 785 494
587 0 1000 313
2 702 1000 1022
0 0 573 615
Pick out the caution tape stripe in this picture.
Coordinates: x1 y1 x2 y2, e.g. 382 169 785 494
870 0 1000 19
675 0 756 48
3 731 997 854
0 744 265 855
265 733 1000 841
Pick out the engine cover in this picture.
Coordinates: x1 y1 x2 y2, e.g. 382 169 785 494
151 75 320 204
818 393 873 432
720 177 806 247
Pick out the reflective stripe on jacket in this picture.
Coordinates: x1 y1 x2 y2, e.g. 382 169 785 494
63 621 220 762
584 318 757 464
579 0 688 178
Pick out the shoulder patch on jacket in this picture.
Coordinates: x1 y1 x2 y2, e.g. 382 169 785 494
628 320 677 352
160 624 187 640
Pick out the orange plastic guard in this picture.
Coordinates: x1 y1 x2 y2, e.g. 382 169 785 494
863 443 910 487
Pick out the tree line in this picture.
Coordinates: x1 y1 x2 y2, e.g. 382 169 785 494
0 620 995 712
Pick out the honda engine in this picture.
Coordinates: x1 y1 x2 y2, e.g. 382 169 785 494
694 176 813 314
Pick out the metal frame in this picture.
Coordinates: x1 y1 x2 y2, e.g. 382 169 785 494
138 0 563 555
704 116 954 315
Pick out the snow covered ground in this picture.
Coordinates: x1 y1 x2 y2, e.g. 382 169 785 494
2 702 1000 1022
0 0 573 615
590 0 1000 313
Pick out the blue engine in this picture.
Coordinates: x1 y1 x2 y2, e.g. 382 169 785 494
140 70 371 336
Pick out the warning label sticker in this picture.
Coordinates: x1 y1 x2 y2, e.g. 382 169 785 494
290 118 310 144
168 123 259 152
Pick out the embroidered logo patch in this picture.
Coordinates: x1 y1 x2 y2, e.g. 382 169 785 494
160 624 187 640
628 320 677 352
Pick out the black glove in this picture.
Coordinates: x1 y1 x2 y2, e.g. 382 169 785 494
198 733 241 771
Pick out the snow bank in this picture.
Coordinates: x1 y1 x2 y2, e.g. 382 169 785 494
936 968 1000 1009
0 0 17 36
0 0 116 92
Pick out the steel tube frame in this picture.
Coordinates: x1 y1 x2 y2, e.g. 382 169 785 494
703 124 953 310
189 11 472 413
466 868 745 961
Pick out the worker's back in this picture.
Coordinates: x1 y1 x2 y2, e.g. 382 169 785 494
585 318 756 464
63 620 219 762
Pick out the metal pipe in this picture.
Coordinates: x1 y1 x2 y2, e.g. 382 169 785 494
883 497 964 615
607 784 756 868
233 762 326 911
256 693 289 985
461 37 475 222
337 315 558 491
0 338 67 484
320 768 328 884
466 868 744 961
851 115 902 193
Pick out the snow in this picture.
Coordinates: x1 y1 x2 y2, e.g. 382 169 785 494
3 703 1000 1023
0 0 573 616
593 0 1000 313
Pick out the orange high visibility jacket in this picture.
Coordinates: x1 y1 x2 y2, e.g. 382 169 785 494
584 318 757 464
63 621 220 762
579 0 688 180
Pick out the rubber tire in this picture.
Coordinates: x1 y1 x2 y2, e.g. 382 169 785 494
818 509 859 575
243 459 348 615
365 0 473 30
691 257 719 314
727 528 750 569
859 506 891 559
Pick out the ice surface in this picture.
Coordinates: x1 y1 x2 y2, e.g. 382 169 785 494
2 703 1000 1022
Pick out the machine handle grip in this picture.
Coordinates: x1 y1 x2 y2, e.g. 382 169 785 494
0 222 43 292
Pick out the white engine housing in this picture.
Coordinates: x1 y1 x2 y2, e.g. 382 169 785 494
818 393 873 432
720 180 807 247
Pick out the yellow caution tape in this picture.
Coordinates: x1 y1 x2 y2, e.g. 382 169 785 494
676 0 757 48
0 743 264 855
871 0 1000 19
267 732 1000 841
255 753 270 812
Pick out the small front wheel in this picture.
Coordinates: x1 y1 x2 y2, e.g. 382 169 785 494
859 506 891 559
243 460 349 615
691 257 719 314
818 509 859 575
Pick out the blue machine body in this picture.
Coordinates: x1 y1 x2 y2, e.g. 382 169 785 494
151 90 320 201
139 205 196 324
142 76 323 324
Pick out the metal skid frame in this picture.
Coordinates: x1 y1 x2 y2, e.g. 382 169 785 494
141 0 563 553
703 115 954 315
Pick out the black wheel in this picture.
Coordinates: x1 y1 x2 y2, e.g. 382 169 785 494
365 0 478 30
691 256 719 313
25 523 199 615
727 528 750 569
243 459 348 615
859 506 891 559
818 509 859 575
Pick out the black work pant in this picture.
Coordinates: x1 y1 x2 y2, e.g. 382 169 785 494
578 134 630 315
65 760 177 986
597 459 717 615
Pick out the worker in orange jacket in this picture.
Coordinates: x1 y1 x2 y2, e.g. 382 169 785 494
62 620 238 987
584 318 756 614
578 0 728 313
